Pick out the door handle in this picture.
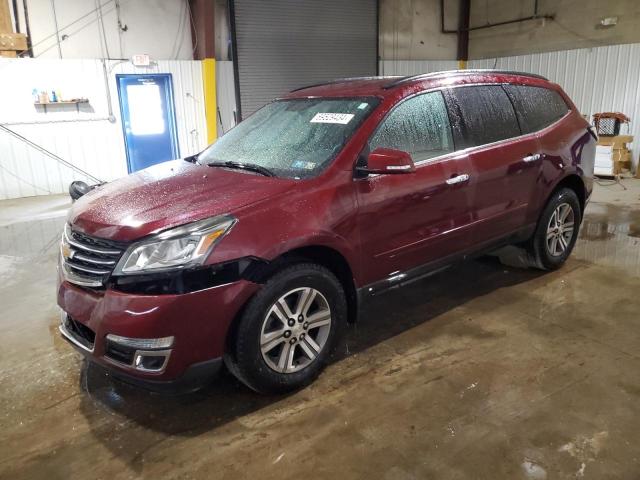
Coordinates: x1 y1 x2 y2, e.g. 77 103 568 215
446 174 470 185
523 153 542 163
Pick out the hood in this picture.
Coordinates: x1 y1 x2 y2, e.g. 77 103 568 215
69 160 295 242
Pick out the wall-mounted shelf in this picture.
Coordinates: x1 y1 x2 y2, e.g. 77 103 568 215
34 99 89 113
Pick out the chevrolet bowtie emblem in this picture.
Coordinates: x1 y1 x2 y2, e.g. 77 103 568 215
61 243 74 260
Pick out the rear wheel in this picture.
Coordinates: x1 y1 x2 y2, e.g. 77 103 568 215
226 263 346 394
526 187 581 270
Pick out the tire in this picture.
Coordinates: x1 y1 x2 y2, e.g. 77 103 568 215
225 263 347 394
526 187 581 270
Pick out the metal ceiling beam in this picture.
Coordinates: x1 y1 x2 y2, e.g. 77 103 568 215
189 0 215 60
457 0 470 62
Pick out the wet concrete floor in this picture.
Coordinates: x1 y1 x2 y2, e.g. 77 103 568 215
1 179 640 479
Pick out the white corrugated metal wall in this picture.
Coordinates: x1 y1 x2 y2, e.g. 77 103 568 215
0 58 208 200
2 43 638 200
381 42 640 171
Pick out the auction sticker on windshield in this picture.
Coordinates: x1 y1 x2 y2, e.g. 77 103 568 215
310 113 355 124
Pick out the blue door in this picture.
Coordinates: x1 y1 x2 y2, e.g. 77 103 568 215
116 74 180 172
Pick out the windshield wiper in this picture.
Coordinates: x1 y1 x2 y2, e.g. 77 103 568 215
207 161 275 177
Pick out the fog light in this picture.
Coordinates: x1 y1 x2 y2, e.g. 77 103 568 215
134 351 171 372
106 334 174 350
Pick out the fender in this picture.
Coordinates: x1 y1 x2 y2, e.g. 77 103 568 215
257 230 362 286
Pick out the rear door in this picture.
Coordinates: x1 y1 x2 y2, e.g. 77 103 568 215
355 91 474 284
503 85 573 221
443 85 541 244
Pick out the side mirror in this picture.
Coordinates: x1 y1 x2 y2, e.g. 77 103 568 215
68 180 103 201
357 148 416 175
69 181 91 201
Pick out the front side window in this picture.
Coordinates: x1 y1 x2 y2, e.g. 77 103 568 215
369 91 453 163
503 85 569 134
197 97 379 179
444 85 521 149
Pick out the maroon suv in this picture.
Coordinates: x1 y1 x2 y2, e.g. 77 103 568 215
58 70 595 393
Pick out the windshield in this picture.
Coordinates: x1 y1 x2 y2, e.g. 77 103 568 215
197 97 379 179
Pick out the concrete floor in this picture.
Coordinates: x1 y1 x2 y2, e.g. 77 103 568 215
1 178 640 480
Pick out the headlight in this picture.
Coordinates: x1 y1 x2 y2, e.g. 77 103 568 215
113 215 236 275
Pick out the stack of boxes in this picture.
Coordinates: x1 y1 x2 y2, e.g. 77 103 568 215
594 135 634 177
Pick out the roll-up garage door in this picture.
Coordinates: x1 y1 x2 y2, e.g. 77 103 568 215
231 0 378 120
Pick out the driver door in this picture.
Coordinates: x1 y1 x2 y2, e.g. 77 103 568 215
355 91 475 286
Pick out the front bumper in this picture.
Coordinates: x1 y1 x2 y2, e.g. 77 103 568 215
57 268 259 390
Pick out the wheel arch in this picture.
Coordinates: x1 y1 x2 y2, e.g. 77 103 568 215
224 245 359 362
549 174 586 215
258 245 359 325
525 173 584 270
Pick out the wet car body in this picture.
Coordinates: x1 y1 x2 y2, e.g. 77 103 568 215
58 70 595 392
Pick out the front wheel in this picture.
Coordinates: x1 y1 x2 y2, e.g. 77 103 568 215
226 263 346 394
526 187 582 270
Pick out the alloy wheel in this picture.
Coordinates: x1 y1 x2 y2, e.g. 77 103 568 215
260 287 332 374
546 202 575 256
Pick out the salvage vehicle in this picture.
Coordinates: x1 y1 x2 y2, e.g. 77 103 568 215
58 70 595 393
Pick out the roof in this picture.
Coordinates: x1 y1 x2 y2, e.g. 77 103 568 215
284 69 552 99
284 77 401 98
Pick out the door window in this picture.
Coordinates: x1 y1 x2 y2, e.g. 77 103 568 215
503 85 569 134
444 85 521 150
126 83 166 135
369 91 453 162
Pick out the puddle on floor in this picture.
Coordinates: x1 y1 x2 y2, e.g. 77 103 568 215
574 202 640 278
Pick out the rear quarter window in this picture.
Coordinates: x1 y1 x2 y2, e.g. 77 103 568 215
503 85 569 134
443 85 521 150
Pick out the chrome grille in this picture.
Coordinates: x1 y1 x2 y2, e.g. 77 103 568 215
60 224 127 287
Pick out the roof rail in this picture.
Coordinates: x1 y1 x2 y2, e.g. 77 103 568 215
383 69 549 89
290 76 402 93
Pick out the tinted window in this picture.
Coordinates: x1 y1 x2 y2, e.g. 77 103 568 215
503 85 569 133
444 85 520 149
369 91 453 162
